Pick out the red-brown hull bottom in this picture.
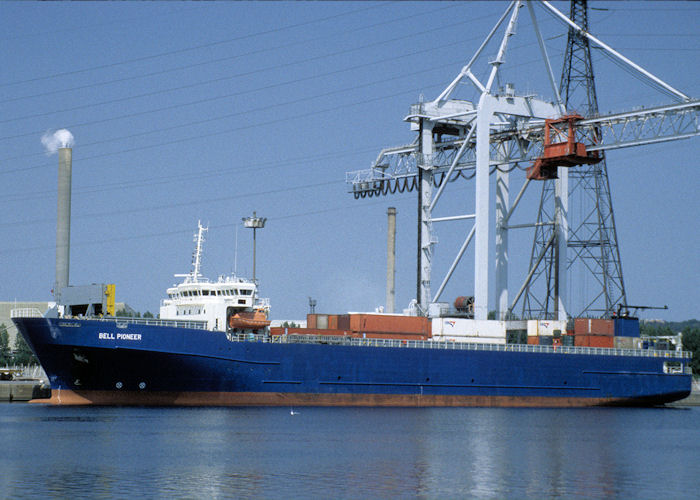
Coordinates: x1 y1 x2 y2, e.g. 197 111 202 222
32 389 673 407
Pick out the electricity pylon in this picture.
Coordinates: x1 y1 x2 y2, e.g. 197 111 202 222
523 0 626 319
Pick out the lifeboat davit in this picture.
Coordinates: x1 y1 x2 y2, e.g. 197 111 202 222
229 310 271 330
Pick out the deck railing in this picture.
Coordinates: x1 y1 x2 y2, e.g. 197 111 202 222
18 314 209 331
11 311 210 331
105 317 208 330
10 308 44 318
12 309 692 361
225 333 692 360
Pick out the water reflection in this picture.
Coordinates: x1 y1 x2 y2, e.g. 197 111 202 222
0 405 698 499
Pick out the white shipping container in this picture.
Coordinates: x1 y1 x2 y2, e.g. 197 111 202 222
527 320 567 337
432 318 507 338
505 320 527 331
432 335 507 344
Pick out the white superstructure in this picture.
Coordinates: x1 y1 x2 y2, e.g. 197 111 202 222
159 222 270 332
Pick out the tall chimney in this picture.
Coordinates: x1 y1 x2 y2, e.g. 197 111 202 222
56 147 72 297
386 207 397 313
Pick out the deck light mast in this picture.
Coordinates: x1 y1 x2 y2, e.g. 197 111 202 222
243 212 266 283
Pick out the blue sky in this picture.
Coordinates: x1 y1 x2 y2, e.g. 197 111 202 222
0 1 697 321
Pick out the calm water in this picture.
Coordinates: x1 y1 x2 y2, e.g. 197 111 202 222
0 404 698 499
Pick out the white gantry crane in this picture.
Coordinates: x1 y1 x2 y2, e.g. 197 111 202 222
345 0 699 320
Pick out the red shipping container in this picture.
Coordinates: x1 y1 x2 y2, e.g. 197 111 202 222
363 331 429 340
328 315 339 330
307 314 317 329
591 319 614 335
574 318 614 336
348 314 429 335
271 326 321 336
338 315 350 330
270 326 428 341
574 334 614 348
527 336 539 345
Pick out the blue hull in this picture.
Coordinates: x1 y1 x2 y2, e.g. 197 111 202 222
13 317 692 406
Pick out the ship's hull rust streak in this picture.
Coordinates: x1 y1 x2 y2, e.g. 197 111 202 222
38 390 688 407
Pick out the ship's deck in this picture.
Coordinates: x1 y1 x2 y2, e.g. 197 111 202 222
257 333 692 363
11 311 693 367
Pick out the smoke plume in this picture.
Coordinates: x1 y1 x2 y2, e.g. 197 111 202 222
41 129 74 155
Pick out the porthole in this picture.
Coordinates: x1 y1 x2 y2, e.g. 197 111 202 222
115 381 123 389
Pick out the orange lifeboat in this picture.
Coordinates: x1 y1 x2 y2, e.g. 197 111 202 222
228 310 271 330
527 114 601 180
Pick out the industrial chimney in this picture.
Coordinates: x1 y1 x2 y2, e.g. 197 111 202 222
55 146 72 299
386 207 397 313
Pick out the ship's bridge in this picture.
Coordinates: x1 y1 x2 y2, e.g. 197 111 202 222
159 222 270 332
160 275 267 330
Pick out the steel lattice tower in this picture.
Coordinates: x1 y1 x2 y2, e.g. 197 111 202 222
523 0 626 319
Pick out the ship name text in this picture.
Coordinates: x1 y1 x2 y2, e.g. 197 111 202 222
98 332 142 341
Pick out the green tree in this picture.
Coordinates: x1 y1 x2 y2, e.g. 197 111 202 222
13 332 38 366
681 327 700 375
639 322 675 337
0 324 10 366
143 311 154 318
116 308 140 318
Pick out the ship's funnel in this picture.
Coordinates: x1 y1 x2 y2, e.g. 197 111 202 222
56 147 72 296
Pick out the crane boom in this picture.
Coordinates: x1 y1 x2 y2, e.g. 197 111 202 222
347 100 700 193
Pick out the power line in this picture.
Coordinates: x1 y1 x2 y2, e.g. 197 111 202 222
0 54 474 165
0 35 559 167
0 3 463 106
0 186 416 255
0 144 382 206
1 45 560 203
0 79 446 176
0 3 390 88
0 5 199 42
0 15 489 125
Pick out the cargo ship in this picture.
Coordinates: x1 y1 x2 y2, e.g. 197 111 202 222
11 223 693 407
